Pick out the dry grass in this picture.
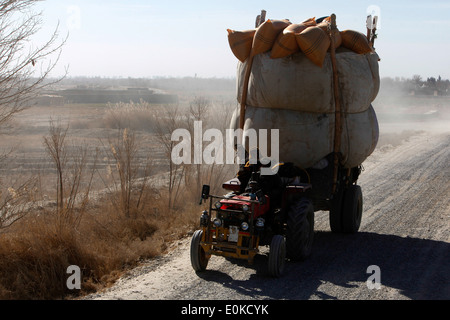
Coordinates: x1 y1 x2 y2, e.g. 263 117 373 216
0 189 200 300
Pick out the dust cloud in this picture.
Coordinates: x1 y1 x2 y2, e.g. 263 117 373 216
373 76 450 148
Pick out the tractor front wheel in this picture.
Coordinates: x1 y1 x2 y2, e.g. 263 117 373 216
190 230 209 272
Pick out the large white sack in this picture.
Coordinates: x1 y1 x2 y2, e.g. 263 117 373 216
340 105 379 168
230 105 379 169
236 49 380 114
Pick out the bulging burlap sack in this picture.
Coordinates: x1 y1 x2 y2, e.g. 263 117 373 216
270 18 316 59
341 30 372 54
296 26 331 67
229 104 379 169
316 16 342 49
252 19 291 56
227 29 256 62
237 50 380 114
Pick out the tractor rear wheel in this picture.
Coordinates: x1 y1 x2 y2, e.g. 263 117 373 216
268 235 286 277
286 198 314 261
190 230 209 272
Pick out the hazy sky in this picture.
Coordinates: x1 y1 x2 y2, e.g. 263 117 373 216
34 0 450 79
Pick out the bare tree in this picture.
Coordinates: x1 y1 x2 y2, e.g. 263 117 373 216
43 119 68 213
187 96 210 195
43 120 99 228
99 127 153 219
0 1 65 230
154 105 186 211
0 0 66 128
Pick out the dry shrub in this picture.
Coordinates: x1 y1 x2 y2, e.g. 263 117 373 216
0 214 101 299
92 189 201 253
0 196 181 299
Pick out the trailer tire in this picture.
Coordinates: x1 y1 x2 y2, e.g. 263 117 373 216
342 185 363 233
268 235 286 277
286 198 314 261
329 189 344 233
190 230 209 272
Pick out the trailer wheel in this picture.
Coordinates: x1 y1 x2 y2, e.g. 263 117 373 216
342 185 363 233
190 230 209 272
268 235 286 277
329 189 344 233
286 198 314 261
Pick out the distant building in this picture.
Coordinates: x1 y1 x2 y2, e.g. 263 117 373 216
57 88 178 104
33 94 65 106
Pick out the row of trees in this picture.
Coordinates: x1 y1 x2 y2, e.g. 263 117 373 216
381 75 450 96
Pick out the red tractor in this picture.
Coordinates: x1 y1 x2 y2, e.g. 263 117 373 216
190 154 363 277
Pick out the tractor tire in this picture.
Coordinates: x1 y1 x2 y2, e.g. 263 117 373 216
342 185 363 233
286 198 314 261
268 235 286 277
329 189 344 233
190 230 209 272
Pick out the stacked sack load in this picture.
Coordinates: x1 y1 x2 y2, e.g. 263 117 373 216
228 15 380 169
227 16 374 66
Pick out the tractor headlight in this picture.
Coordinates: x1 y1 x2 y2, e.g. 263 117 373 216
200 210 209 226
242 204 249 212
213 218 222 227
214 201 222 209
241 222 249 231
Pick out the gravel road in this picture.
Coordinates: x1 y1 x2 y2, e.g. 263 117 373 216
86 131 449 301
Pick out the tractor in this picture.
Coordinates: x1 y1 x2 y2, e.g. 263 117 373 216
190 153 363 277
